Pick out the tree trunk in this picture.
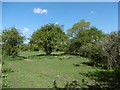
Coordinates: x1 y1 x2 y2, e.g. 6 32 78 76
44 46 52 55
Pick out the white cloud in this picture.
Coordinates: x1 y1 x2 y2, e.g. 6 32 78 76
33 8 48 14
89 10 95 15
55 22 59 25
22 27 29 33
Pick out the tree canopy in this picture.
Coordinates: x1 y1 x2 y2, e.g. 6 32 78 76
2 27 25 57
30 23 68 55
66 20 106 54
67 20 90 37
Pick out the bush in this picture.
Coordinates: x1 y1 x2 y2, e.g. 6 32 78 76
79 45 92 57
90 32 120 69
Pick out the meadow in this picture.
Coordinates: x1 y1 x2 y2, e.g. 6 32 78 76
2 2 119 89
2 51 108 88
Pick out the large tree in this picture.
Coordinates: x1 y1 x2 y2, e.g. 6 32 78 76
66 20 106 54
29 23 68 55
2 27 25 57
67 19 90 37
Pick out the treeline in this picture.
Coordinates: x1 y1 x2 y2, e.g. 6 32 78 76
2 20 120 69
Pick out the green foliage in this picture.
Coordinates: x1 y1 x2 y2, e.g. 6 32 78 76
78 27 106 55
1 20 119 88
66 20 91 54
67 19 90 37
30 23 68 55
66 38 81 54
2 27 25 57
66 26 106 55
66 19 119 70
77 27 106 45
90 32 120 69
20 44 30 51
29 44 39 51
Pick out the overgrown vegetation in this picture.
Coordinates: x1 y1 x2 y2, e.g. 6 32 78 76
90 32 120 69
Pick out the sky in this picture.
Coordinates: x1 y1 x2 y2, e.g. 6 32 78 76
2 2 118 43
0 2 2 31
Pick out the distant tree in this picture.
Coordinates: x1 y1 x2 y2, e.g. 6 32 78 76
30 23 68 55
2 27 25 57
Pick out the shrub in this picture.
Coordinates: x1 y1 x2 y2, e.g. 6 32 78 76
79 45 92 57
90 32 120 69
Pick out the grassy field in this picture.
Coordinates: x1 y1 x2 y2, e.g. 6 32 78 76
3 51 105 88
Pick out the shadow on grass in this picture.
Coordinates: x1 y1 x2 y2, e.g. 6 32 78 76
2 55 27 61
82 61 109 70
70 53 79 56
27 52 69 59
33 52 68 56
17 56 27 59
79 70 120 89
82 62 94 66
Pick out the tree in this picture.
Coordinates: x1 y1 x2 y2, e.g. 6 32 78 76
67 19 90 37
66 20 106 54
2 27 25 57
30 23 68 55
76 27 106 46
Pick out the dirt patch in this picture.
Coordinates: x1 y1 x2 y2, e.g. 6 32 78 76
24 59 33 62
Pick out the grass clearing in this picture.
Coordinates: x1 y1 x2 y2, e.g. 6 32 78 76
3 51 105 88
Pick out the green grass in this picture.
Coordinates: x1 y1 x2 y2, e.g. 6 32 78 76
3 51 105 88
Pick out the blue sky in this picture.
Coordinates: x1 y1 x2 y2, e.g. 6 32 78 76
2 2 118 43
